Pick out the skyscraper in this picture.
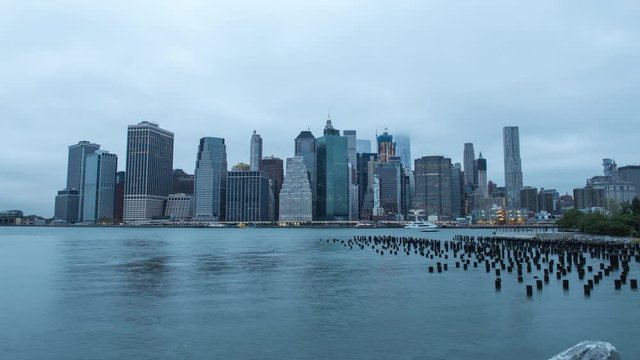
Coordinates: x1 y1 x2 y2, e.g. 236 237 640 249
377 129 395 163
114 171 125 223
414 156 453 219
343 130 357 171
374 161 403 217
226 170 271 222
260 156 284 220
463 143 475 187
54 189 80 222
250 130 262 171
476 152 488 196
82 150 118 222
356 139 372 154
279 157 313 222
357 152 378 218
124 121 174 222
451 163 463 218
394 134 411 171
66 140 100 220
295 130 317 201
194 137 227 221
316 119 349 220
503 126 523 209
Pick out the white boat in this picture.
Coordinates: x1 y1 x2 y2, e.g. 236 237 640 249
404 221 439 232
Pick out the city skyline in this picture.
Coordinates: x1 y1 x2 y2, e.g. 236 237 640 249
2 1 640 216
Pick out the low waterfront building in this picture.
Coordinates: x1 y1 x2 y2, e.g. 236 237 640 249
165 193 192 220
54 188 80 223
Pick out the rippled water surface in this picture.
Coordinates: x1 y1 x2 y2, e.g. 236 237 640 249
0 227 638 359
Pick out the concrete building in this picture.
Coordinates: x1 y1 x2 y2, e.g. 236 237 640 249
82 150 118 222
520 187 538 213
316 119 349 221
173 169 195 195
463 143 475 187
250 130 262 171
226 170 271 222
414 156 453 219
503 126 523 209
573 186 606 210
538 188 558 214
193 137 227 221
279 157 313 222
164 193 192 220
619 165 640 198
54 189 80 222
124 121 174 222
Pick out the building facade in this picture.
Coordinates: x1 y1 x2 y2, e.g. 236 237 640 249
520 187 538 213
82 150 118 222
414 156 453 219
124 122 174 222
114 171 125 223
54 189 80 222
503 126 523 209
394 134 412 171
173 169 195 195
165 193 192 220
226 171 271 222
193 137 227 221
356 139 372 154
260 156 284 220
619 165 640 198
316 120 349 220
279 157 313 222
250 130 262 171
65 140 100 220
376 130 395 163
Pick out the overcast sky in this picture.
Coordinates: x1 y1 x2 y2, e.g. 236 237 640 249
1 0 639 216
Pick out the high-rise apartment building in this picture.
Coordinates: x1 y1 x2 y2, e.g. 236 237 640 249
394 134 411 171
82 150 118 222
250 130 262 171
226 170 271 222
316 119 349 220
503 126 523 209
414 156 453 219
279 157 313 222
193 137 227 221
124 121 174 222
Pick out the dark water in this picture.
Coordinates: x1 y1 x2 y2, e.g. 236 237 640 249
0 227 638 360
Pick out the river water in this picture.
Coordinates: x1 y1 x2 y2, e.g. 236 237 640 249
0 227 637 359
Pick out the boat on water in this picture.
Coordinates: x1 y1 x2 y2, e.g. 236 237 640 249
355 221 378 228
404 221 439 232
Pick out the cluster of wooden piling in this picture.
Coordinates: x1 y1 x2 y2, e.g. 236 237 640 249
324 235 640 297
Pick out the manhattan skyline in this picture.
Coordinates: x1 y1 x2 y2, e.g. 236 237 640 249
2 1 639 216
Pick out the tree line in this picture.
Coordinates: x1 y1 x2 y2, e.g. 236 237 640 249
556 197 640 237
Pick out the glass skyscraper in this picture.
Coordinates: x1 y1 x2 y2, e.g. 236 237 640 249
82 150 118 222
394 134 411 171
66 140 100 220
194 137 227 221
124 121 174 222
316 120 349 221
503 126 523 209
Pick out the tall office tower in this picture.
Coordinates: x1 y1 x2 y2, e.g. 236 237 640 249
260 156 284 220
295 130 317 200
164 193 192 220
226 170 271 222
451 163 463 218
66 140 100 220
173 169 195 195
343 130 357 171
279 157 313 222
193 137 227 221
463 143 475 187
619 166 640 197
54 189 80 222
82 150 118 222
414 156 453 219
250 130 263 171
114 171 125 223
124 121 174 222
476 152 488 196
357 153 378 218
316 119 349 220
372 175 384 216
347 162 359 220
356 139 372 154
374 161 403 217
377 129 395 163
394 134 412 170
520 187 539 213
503 126 523 209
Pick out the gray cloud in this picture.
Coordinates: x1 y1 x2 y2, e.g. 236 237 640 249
1 0 638 216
